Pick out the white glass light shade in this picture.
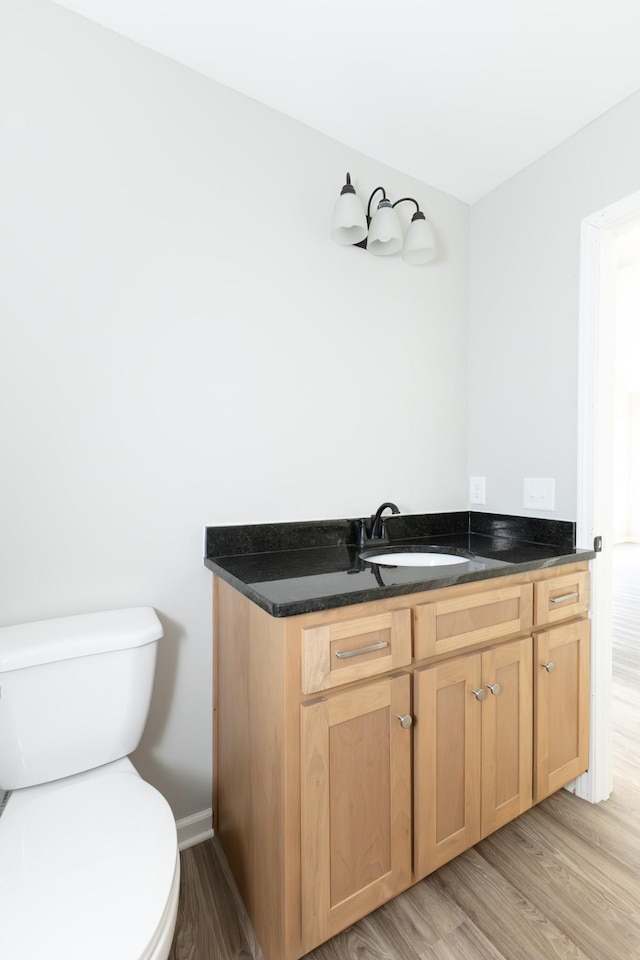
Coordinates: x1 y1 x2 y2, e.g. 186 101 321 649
331 191 367 246
402 213 437 265
367 199 403 256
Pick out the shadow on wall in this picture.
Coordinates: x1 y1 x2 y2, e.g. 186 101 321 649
131 612 192 809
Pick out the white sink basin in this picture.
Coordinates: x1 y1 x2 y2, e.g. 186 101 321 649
362 551 468 567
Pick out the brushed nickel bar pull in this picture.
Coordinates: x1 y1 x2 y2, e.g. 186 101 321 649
335 640 389 660
550 592 579 604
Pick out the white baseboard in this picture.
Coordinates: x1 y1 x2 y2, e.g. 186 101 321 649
176 808 214 851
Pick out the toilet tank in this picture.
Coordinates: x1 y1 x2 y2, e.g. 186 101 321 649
0 607 163 790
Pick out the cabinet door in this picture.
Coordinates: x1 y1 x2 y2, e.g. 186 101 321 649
300 673 412 953
534 619 590 802
481 637 533 836
414 655 482 879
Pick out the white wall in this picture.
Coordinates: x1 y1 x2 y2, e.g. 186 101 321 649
0 0 469 819
469 89 640 520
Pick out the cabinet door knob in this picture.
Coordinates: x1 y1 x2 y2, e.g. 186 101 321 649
486 682 501 696
471 688 486 701
542 661 555 672
398 714 413 729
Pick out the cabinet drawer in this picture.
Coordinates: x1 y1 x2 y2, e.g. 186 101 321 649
301 608 412 694
414 583 533 660
534 570 589 626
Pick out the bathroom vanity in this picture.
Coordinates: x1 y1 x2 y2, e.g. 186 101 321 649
205 512 594 960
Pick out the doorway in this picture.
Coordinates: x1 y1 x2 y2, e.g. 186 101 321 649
610 227 640 802
577 195 640 802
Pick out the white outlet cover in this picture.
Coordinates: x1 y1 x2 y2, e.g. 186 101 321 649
469 476 486 505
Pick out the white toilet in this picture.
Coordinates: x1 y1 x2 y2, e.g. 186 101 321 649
0 607 180 960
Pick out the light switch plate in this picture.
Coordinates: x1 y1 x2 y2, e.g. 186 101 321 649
523 478 555 510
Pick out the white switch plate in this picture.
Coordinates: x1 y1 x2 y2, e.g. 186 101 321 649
523 478 555 510
469 476 486 505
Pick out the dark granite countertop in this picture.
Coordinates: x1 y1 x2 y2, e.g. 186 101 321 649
204 511 596 617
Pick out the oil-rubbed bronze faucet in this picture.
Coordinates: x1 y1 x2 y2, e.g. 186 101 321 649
355 502 401 547
369 501 400 540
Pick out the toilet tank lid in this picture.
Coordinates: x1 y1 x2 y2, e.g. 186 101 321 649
0 607 163 672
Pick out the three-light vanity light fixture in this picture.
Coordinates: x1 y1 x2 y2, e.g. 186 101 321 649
331 172 437 265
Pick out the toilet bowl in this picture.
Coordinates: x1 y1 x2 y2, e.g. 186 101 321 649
0 608 180 960
0 759 179 959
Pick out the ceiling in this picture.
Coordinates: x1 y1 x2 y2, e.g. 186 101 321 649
52 0 640 204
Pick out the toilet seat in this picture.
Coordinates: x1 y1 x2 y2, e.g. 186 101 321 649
0 769 178 960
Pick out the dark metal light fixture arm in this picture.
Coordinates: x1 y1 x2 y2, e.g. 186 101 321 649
366 187 387 220
392 196 427 225
392 196 421 213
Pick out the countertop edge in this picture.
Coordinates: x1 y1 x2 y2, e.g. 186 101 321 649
204 550 596 618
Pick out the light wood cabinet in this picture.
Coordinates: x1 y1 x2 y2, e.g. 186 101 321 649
300 673 412 952
534 618 590 801
212 561 591 960
413 636 532 878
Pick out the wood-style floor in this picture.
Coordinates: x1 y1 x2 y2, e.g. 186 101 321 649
169 548 640 960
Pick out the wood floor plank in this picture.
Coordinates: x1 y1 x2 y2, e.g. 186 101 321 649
477 819 640 959
170 841 262 960
513 804 640 922
538 790 640 871
375 877 468 948
302 913 405 960
420 919 508 960
169 545 640 960
435 847 589 960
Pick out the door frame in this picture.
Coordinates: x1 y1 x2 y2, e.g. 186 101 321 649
576 189 640 802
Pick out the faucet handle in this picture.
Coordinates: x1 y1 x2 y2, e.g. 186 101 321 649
356 518 369 548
